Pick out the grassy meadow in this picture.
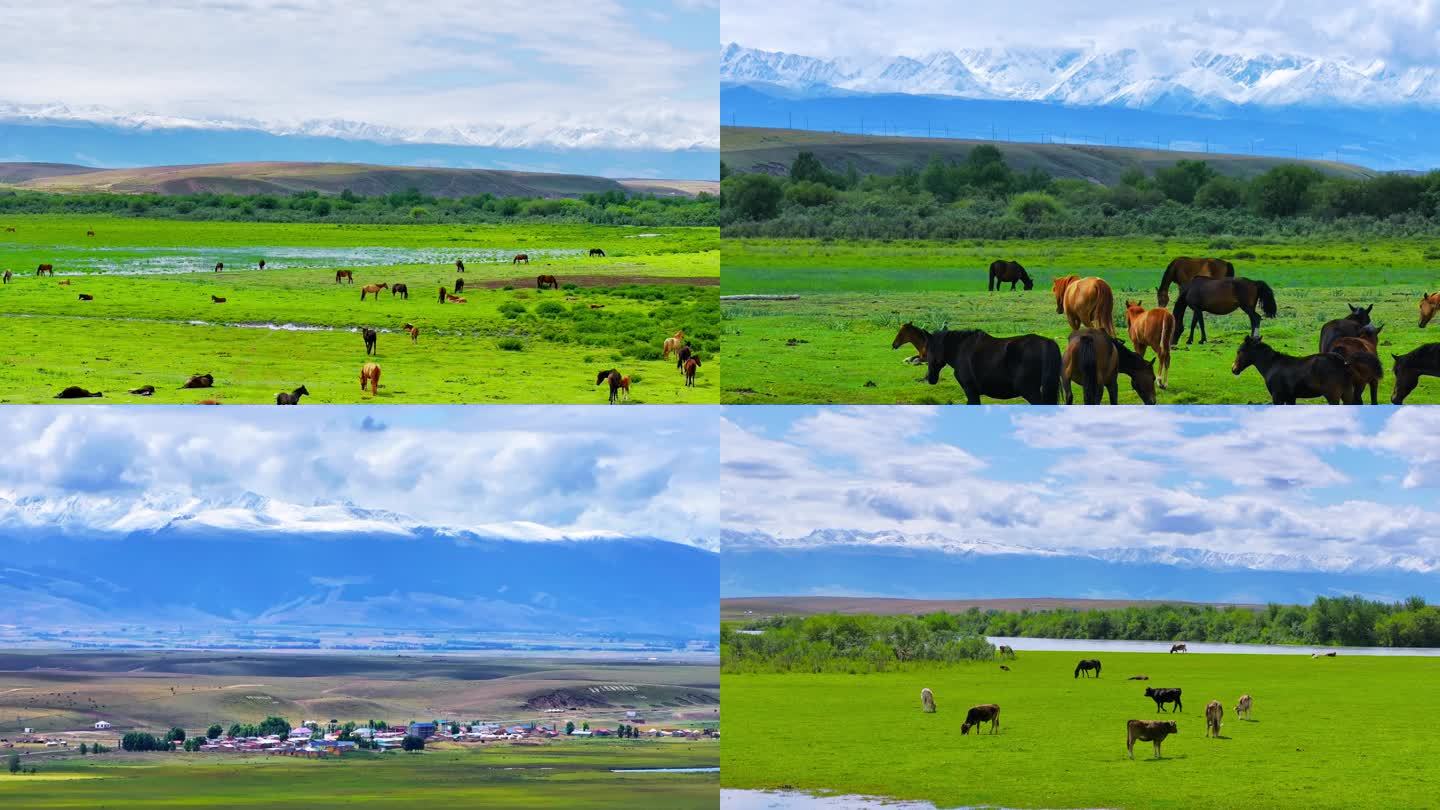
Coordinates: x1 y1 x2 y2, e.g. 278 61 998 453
721 649 1440 809
721 237 1440 404
0 216 719 404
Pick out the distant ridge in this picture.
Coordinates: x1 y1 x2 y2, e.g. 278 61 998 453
3 160 717 199
723 596 1265 621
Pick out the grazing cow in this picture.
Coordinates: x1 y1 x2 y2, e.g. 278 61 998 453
211 295 226 303
360 283 388 300
402 323 420 344
998 645 1016 659
363 328 378 355
259 259 266 270
684 357 701 386
128 385 155 396
455 259 465 273
1052 275 1116 336
663 331 686 359
1319 304 1374 353
214 262 224 273
1390 343 1440 404
676 344 694 372
1075 659 1102 678
181 373 215 389
921 688 936 713
589 248 606 257
1170 644 1188 654
1145 687 1183 713
360 362 381 396
1235 694 1253 719
54 386 102 399
1205 700 1223 738
453 278 465 295
392 283 408 299
77 293 93 301
2 269 10 283
536 274 559 290
513 254 529 264
37 263 54 276
336 270 354 284
1127 719 1178 760
988 259 1033 291
275 385 310 405
961 704 1000 736
1127 675 1150 681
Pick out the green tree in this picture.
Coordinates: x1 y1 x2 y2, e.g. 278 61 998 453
401 735 425 752
565 721 576 735
206 724 223 740
1252 165 1323 217
723 173 784 221
1194 176 1245 209
1010 192 1063 223
1154 160 1218 204
166 727 186 742
8 752 20 773
78 743 88 755
789 151 839 187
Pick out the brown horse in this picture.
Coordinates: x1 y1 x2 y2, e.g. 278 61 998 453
988 260 1033 291
37 263 53 276
360 362 381 396
662 330 686 359
1420 292 1440 328
336 270 354 284
3 226 14 232
1062 329 1119 405
684 357 701 386
454 278 465 294
1052 275 1115 336
360 283 388 300
1124 301 1176 389
392 283 408 299
445 293 467 303
55 386 102 399
1172 276 1277 345
403 323 420 344
214 262 224 272
362 328 378 355
891 322 929 364
1157 257 1234 308
536 274 559 290
596 369 628 403
1330 325 1383 404
513 253 530 264
211 295 226 303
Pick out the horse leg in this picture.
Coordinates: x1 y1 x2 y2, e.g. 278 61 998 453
1369 379 1378 405
1107 380 1118 405
988 273 995 292
1186 311 1199 345
1196 312 1207 344
1248 306 1261 338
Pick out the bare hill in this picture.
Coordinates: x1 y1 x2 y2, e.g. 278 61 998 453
0 162 99 183
722 126 1377 185
722 596 1264 621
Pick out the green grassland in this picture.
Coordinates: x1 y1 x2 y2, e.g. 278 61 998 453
721 237 1440 404
0 216 719 403
0 742 718 808
721 650 1440 809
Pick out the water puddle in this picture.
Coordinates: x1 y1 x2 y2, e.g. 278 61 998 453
611 767 719 773
13 245 584 276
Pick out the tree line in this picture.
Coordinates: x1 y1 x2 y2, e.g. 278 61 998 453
722 596 1440 673
720 147 1440 239
0 187 717 227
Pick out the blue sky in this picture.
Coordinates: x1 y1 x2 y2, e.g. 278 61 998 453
0 1 717 177
722 406 1440 570
0 406 718 548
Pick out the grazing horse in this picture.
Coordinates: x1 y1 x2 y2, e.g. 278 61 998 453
1235 694 1253 720
1205 701 1223 738
960 704 1000 736
37 263 53 276
391 283 408 299
1391 343 1440 404
361 283 388 300
1078 334 1159 405
988 260 1033 291
1052 275 1115 335
1330 326 1384 405
363 328 378 355
1145 687 1183 713
403 323 420 344
211 295 226 303
920 688 936 713
1075 659 1102 678
925 328 1061 405
275 385 310 405
513 253 529 264
214 262 224 273
998 645 1016 660
1420 292 1440 328
455 258 465 273
1124 301 1176 389
439 286 448 304
1170 644 1188 653
596 369 628 403
589 248 606 257
77 293 93 301
1157 257 1234 308
536 274 559 290
1232 336 1354 404
180 373 214 389
684 357 701 386
1062 328 1119 405
128 385 155 396
453 278 464 295
892 322 929 364
360 362 381 396
336 270 354 284
54 386 102 399
1127 720 1178 760
1319 304 1374 353
1172 276 1277 345
662 330 686 359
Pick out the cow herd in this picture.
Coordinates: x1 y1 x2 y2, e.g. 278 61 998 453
892 257 1440 404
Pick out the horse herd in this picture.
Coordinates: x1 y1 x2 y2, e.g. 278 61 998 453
919 647 1264 760
893 258 1440 404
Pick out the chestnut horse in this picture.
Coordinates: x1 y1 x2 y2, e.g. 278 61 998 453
1061 330 1158 405
536 274 559 290
1157 257 1234 308
336 270 354 283
1124 301 1175 389
36 263 54 276
662 330 686 359
513 253 529 264
402 323 420 344
1418 293 1440 328
1172 276 1277 345
1232 336 1353 404
445 293 467 303
360 362 381 396
1052 275 1115 336
891 322 929 364
360 283 388 300
988 260 1033 291
684 357 701 386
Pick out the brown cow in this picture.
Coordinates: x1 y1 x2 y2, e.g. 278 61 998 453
360 283 388 300
1205 700 1223 738
1052 275 1115 335
1235 694 1253 720
360 362 381 396
1127 719 1177 759
960 704 1000 735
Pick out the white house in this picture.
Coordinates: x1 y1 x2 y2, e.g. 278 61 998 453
93 721 112 730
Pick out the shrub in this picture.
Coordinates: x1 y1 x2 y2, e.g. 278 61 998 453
497 338 525 351
535 301 566 316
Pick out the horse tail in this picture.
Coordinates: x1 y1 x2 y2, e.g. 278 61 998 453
1256 280 1277 318
1098 282 1115 336
1040 340 1061 405
1077 335 1100 404
1159 310 1174 354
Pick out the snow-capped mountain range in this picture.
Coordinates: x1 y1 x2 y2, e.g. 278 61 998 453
721 43 1440 112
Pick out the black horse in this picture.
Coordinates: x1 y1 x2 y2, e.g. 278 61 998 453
455 278 465 294
363 328 378 356
1232 336 1354 404
391 283 408 299
455 258 465 273
276 385 310 405
1319 304 1374 353
55 386 102 399
1172 276 1278 345
924 328 1060 404
589 248 606 257
1392 343 1440 404
987 260 1033 291
438 286 448 304
1074 659 1101 678
676 344 694 372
